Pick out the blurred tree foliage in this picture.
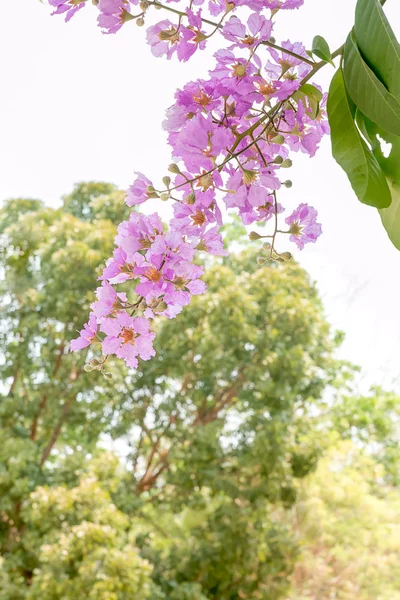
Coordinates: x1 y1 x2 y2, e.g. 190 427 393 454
0 183 399 599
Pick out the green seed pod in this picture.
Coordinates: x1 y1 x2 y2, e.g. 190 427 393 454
270 134 285 144
168 163 181 174
281 159 292 168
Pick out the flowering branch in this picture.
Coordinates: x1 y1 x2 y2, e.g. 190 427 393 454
49 0 341 372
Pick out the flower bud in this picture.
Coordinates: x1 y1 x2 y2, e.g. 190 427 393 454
273 155 283 164
186 192 196 205
257 257 266 265
154 1 162 8
283 180 293 188
84 364 94 372
90 358 100 367
262 242 271 250
280 251 292 261
162 176 171 188
160 193 169 201
281 159 292 168
139 0 150 9
92 0 99 5
136 17 145 26
249 231 262 241
168 163 181 174
146 185 160 199
270 134 285 144
103 372 113 380
269 36 276 44
154 301 168 313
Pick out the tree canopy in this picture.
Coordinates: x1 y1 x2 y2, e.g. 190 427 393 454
1 183 399 599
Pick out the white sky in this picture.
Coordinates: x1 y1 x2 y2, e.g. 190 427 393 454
1 0 400 390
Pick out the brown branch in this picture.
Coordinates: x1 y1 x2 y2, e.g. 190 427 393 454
193 372 246 426
136 421 173 492
8 366 20 396
30 395 48 441
39 362 81 467
40 396 74 466
52 343 65 377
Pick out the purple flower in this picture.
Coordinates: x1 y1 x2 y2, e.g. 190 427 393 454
285 203 322 249
101 312 156 369
49 0 86 21
147 20 181 59
91 282 128 319
126 172 155 206
222 14 273 49
70 314 97 351
196 226 228 256
97 0 133 34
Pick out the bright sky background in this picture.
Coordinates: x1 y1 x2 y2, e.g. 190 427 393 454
1 0 400 391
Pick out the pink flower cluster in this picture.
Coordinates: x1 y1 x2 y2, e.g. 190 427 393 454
71 212 212 368
55 0 326 370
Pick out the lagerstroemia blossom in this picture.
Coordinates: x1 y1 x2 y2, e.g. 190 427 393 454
51 0 327 373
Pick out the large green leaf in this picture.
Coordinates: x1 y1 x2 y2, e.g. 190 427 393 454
357 114 400 248
356 111 400 248
356 112 400 185
343 31 400 136
354 0 400 99
327 68 391 209
380 182 400 250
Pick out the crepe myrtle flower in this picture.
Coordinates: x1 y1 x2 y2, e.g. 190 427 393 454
97 0 134 34
100 313 156 369
91 282 128 319
49 0 86 21
285 203 322 249
126 172 158 206
70 314 98 351
147 20 182 59
222 14 273 49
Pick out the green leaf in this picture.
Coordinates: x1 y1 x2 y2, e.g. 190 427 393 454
312 35 332 63
343 31 400 136
354 0 400 99
299 83 323 102
355 111 400 248
380 182 400 250
356 112 400 185
293 84 323 120
327 68 391 209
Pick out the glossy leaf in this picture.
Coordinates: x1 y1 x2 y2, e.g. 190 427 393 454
380 182 400 250
354 0 400 99
312 35 332 62
327 68 391 209
356 112 400 186
293 83 323 119
356 111 400 249
343 31 400 136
